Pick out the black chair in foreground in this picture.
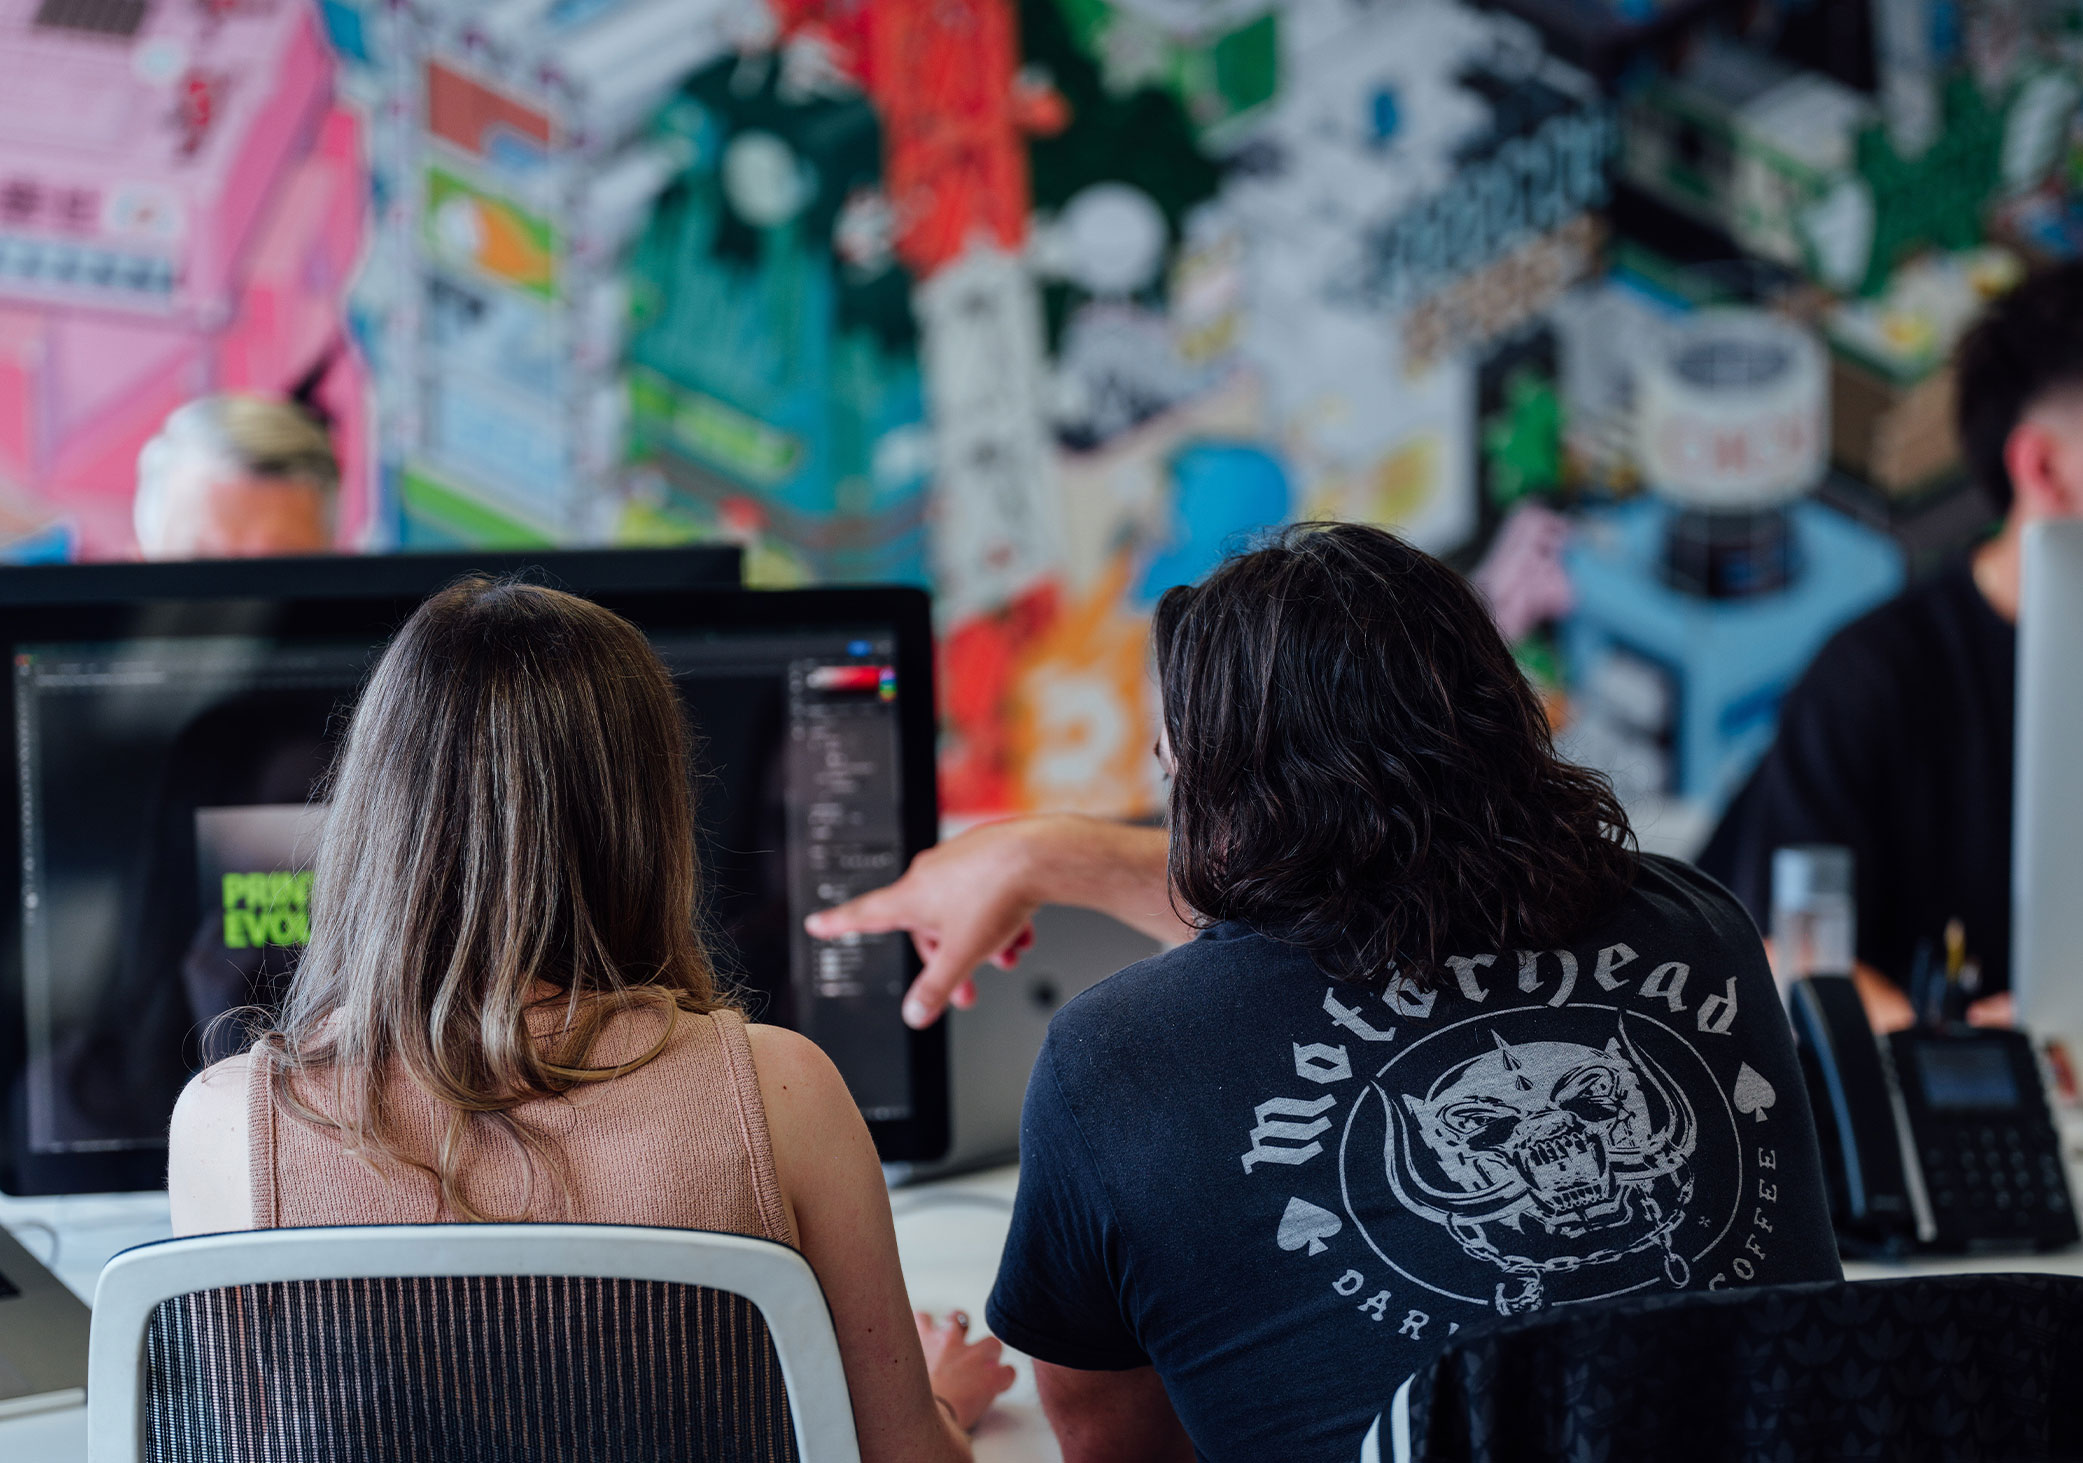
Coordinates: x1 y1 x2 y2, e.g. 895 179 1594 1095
1364 1274 2083 1462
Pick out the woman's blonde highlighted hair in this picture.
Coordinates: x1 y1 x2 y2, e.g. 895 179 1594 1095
250 578 729 1220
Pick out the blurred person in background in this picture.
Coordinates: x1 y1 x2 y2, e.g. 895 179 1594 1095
134 392 338 560
1700 260 2083 1031
39 389 346 1149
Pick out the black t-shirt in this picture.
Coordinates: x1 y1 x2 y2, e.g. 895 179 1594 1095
1698 562 2015 991
986 855 1840 1462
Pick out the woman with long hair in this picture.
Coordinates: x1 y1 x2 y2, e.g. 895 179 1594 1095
168 578 1012 1459
816 523 1840 1462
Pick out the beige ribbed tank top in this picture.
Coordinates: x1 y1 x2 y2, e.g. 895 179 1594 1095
247 1000 795 1245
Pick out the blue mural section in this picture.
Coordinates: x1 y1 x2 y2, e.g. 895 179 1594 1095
1137 443 1291 604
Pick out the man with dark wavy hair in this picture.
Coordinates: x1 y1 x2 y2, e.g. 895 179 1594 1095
814 524 1838 1462
1700 261 2083 1032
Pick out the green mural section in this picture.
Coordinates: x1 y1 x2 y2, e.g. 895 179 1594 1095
621 59 930 585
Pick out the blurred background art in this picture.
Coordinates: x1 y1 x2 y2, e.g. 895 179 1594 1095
2 0 2077 835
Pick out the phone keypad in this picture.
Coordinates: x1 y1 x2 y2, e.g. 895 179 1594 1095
1918 1125 2072 1235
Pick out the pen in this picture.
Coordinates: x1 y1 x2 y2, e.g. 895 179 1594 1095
1942 919 1979 1024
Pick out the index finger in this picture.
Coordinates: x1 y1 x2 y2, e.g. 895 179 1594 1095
805 881 920 940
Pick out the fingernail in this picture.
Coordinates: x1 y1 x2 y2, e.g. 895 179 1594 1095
903 999 931 1028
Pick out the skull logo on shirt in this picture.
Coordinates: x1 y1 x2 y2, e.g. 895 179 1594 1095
1382 1016 1698 1312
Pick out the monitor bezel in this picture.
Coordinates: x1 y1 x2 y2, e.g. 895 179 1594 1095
0 544 743 606
0 578 946 1195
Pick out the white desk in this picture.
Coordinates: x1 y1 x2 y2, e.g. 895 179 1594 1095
1842 1247 2083 1282
0 1189 170 1463
891 1168 1060 1463
0 1166 1058 1463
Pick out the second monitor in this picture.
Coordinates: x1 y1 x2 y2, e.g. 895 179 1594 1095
0 576 943 1195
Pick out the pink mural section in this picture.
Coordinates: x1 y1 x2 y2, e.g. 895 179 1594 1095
0 0 370 559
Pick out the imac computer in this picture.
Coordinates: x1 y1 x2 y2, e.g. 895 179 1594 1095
0 570 944 1194
2013 520 2083 1045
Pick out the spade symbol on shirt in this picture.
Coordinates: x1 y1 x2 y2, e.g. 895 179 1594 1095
1733 1063 1776 1122
1278 1197 1343 1256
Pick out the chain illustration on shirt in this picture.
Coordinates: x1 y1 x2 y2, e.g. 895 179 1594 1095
1380 1016 1698 1312
1244 943 1784 1333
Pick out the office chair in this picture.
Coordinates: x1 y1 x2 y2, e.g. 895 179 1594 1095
1364 1273 2083 1463
87 1224 859 1463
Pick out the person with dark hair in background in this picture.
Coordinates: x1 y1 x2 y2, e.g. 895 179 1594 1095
819 524 1839 1462
1699 261 2083 1032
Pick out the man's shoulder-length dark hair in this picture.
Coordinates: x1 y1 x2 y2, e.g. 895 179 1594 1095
1153 521 1636 990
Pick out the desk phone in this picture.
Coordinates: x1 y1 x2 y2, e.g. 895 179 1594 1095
1791 974 2078 1256
1891 1029 2075 1250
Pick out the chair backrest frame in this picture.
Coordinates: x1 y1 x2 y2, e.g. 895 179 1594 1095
87 1224 861 1463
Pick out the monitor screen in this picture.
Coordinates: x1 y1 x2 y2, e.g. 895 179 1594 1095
1913 1041 2022 1112
0 582 943 1193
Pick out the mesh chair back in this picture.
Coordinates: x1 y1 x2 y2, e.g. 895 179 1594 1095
1384 1273 2083 1463
143 1276 798 1463
91 1226 859 1463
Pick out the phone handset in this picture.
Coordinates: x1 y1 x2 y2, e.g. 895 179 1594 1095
1787 974 1919 1252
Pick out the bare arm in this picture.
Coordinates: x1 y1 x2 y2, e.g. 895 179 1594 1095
1851 961 1914 1032
1853 962 2010 1030
1763 939 2008 1033
805 815 1187 1028
167 1054 255 1235
750 1024 1012 1462
1034 1360 1195 1463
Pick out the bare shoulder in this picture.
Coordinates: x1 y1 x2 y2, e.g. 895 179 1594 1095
168 1052 257 1235
743 1023 851 1116
743 1021 837 1081
743 1022 868 1149
173 1052 255 1129
191 1050 256 1092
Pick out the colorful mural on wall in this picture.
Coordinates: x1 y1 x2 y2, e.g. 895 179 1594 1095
638 0 1617 821
4 0 2079 830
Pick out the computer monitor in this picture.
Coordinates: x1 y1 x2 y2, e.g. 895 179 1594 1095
2013 520 2083 1041
0 574 944 1194
0 544 743 606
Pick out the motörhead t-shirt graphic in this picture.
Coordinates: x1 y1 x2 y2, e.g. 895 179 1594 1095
987 855 1839 1462
1349 1002 1736 1314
